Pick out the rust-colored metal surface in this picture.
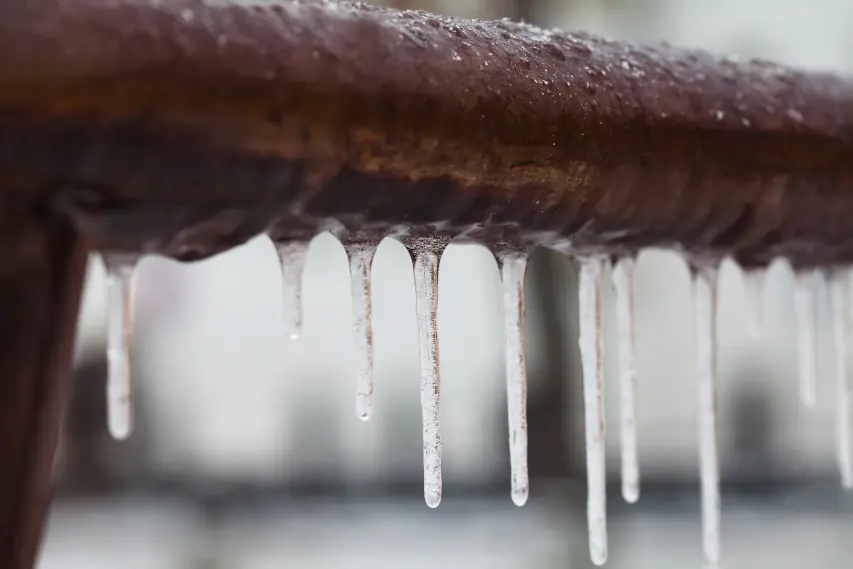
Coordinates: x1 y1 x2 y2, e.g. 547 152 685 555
0 211 87 569
1 0 852 267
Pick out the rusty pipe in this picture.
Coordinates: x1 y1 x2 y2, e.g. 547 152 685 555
0 0 852 267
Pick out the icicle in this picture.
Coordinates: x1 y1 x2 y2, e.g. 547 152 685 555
612 256 639 504
498 250 530 507
407 237 447 508
578 256 607 566
103 254 139 441
795 271 818 407
829 270 853 489
693 265 721 569
275 241 310 340
743 269 765 338
346 242 377 421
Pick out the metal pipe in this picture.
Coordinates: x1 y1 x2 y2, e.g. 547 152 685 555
0 212 88 569
1 0 851 266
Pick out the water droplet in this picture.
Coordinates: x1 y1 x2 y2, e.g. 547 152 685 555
346 242 377 421
830 269 853 489
103 254 139 441
795 271 819 407
578 256 607 566
612 256 639 504
407 237 448 508
275 241 310 340
498 250 529 507
694 265 721 568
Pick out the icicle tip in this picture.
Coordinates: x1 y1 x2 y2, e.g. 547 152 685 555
622 484 639 504
425 487 441 508
590 543 608 566
511 486 529 507
108 407 132 440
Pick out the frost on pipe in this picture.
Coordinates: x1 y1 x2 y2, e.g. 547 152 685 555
2 0 853 568
1 0 852 265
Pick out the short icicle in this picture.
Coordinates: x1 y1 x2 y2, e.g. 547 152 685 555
346 242 378 421
578 256 608 566
612 256 640 504
275 241 310 340
103 254 139 441
407 237 448 508
795 271 819 407
498 249 530 507
693 264 721 569
743 269 766 338
829 269 853 489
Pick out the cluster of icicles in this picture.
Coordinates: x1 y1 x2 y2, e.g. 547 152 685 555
100 236 853 569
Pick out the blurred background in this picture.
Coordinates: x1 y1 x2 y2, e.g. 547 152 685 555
41 1 853 568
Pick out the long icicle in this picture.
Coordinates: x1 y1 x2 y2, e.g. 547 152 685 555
578 256 607 566
498 250 530 507
103 254 139 440
276 241 310 340
346 242 378 421
612 256 640 504
408 238 446 508
829 269 853 489
693 265 721 568
795 271 818 407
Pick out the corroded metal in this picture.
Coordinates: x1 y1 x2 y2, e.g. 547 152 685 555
0 0 850 266
0 211 87 569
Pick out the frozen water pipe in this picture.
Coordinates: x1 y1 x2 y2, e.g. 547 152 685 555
1 0 853 567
